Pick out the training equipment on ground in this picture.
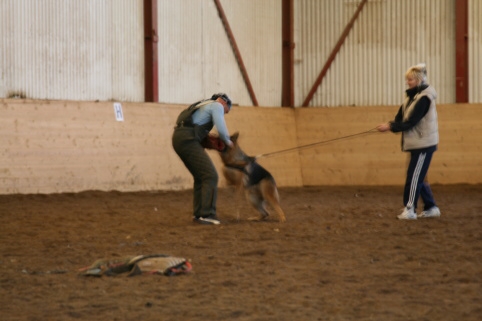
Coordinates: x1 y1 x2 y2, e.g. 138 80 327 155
78 254 192 277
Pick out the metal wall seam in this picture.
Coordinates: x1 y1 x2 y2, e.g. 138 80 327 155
469 0 482 102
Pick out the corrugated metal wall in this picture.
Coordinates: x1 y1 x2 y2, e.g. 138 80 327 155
157 0 282 106
469 0 482 103
295 0 457 107
0 0 144 102
1 0 481 106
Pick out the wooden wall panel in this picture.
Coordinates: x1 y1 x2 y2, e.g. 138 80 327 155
0 99 480 194
295 104 482 186
0 100 302 194
431 104 482 183
294 106 403 185
0 100 188 194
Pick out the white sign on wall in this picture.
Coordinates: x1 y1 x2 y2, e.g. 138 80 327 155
113 103 124 121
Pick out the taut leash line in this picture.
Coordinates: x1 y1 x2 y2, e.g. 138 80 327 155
256 127 378 159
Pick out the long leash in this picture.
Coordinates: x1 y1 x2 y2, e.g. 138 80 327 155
256 127 379 159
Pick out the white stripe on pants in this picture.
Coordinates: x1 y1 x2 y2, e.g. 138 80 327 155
406 152 426 208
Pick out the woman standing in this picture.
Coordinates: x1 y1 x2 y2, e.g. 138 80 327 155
377 64 441 220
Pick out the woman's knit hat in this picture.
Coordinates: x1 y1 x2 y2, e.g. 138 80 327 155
406 63 428 84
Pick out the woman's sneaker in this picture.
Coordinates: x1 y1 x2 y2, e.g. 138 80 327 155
397 207 417 220
193 214 221 225
418 206 441 218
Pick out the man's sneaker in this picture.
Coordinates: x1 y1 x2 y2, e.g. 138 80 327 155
397 207 417 220
418 206 441 218
193 214 221 225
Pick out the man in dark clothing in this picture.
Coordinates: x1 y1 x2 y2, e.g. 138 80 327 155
172 93 233 225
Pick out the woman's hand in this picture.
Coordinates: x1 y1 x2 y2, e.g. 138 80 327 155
376 123 391 132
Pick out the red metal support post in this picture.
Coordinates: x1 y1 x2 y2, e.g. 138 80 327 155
213 0 259 106
282 0 295 108
301 0 368 107
455 0 469 103
143 0 159 102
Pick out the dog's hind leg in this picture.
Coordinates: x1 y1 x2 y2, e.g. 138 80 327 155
268 198 286 223
245 189 270 221
260 180 286 223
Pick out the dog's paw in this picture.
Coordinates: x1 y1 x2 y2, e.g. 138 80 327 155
247 215 268 222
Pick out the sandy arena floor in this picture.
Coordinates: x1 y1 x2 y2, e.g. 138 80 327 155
1 184 481 321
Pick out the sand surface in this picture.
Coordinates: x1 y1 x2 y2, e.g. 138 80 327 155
1 185 481 321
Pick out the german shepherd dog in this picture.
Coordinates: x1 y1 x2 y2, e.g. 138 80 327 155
218 132 286 223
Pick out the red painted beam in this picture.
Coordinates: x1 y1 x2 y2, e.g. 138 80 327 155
143 0 158 102
302 0 368 107
282 0 295 108
455 0 469 103
213 0 259 106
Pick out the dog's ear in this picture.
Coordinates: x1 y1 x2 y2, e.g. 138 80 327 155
231 132 239 142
